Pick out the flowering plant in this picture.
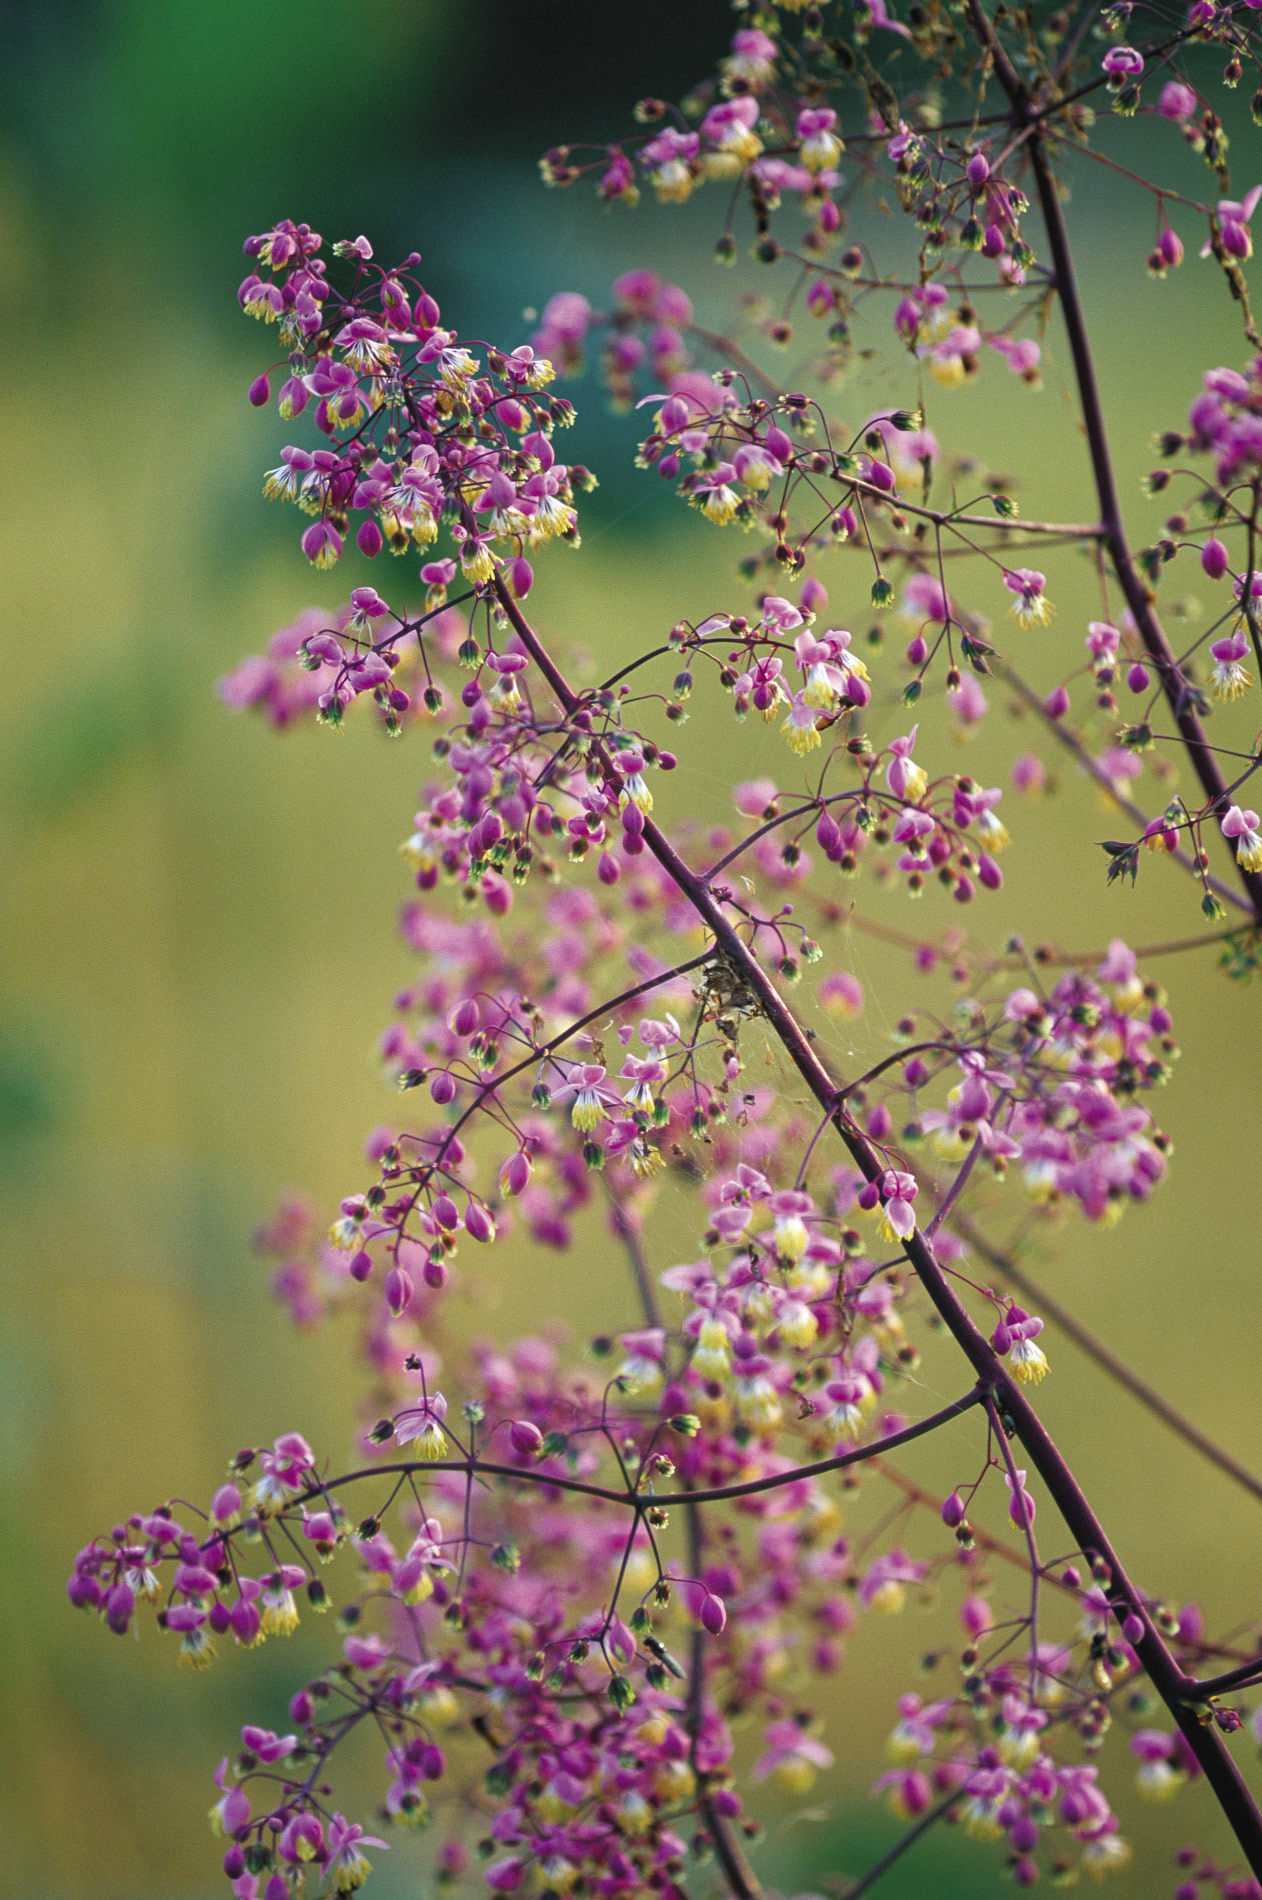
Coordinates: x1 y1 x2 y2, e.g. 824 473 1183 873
71 4 1262 1897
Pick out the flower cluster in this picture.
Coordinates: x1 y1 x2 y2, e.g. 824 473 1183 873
71 0 1262 1894
241 222 588 590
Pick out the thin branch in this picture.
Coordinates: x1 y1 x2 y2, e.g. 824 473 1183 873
999 661 1254 916
604 1180 662 1331
840 1789 960 1899
683 1489 766 1900
491 571 1262 1875
955 1212 1262 1507
972 0 1262 922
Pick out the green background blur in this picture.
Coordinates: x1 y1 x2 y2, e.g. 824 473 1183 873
3 4 1261 1896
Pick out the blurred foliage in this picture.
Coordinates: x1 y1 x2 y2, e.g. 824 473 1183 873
3 2 1262 1897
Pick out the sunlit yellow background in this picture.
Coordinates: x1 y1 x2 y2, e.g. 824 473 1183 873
4 5 1261 1896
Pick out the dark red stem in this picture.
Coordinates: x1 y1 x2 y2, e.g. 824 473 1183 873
493 572 1262 1876
970 0 1262 922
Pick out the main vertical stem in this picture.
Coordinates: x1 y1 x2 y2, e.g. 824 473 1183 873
967 0 1262 921
493 574 1262 1875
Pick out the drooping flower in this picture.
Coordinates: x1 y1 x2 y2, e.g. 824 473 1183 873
1003 568 1050 625
554 1062 621 1131
1209 628 1252 698
781 693 824 754
1203 188 1262 263
796 107 843 174
325 1813 388 1893
1221 804 1262 872
992 1305 1049 1384
752 1718 835 1791
394 1391 449 1460
1102 45 1144 78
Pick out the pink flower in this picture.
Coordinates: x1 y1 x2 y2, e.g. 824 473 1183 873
210 1758 251 1837
393 1391 448 1459
874 1169 918 1240
1209 629 1251 699
796 107 843 173
553 1061 621 1131
1004 1467 1037 1529
859 1549 929 1611
1203 188 1262 262
864 0 912 35
752 1718 835 1790
1158 80 1197 119
1221 804 1262 872
324 1813 387 1891
1002 567 1049 626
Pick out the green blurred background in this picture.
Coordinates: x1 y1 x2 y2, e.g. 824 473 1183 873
3 3 1262 1895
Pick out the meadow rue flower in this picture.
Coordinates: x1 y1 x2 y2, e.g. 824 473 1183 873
1131 1731 1183 1799
1003 568 1050 625
1102 45 1144 77
1209 628 1252 697
691 1314 734 1381
210 1758 251 1837
701 97 763 170
782 692 824 754
555 1062 621 1130
875 1170 918 1241
797 107 843 173
1221 804 1262 871
752 1719 835 1792
721 26 776 91
992 1305 1049 1384
886 729 928 801
259 1567 305 1636
819 970 863 1015
324 1814 388 1892
74 60 1262 1890
393 1391 449 1459
859 1550 929 1612
1159 80 1197 118
1204 189 1262 262
615 1327 666 1395
642 128 701 203
251 1434 316 1516
1004 1468 1037 1529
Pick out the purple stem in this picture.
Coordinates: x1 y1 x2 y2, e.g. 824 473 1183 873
956 1211 1262 1508
493 571 1262 1875
299 1393 983 1519
969 0 1262 922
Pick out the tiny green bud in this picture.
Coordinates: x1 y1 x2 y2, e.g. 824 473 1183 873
608 1674 637 1713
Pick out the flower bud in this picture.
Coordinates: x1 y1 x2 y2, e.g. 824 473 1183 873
509 1419 544 1457
463 1201 496 1243
700 1593 727 1635
211 1483 243 1525
432 1193 459 1229
499 1151 532 1197
384 1266 413 1316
